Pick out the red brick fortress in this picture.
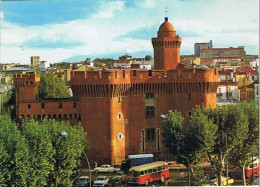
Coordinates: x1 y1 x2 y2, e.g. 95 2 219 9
14 17 219 165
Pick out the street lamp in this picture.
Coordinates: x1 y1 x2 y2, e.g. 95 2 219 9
160 114 166 119
61 131 91 187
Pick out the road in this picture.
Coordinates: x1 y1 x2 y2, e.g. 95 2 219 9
78 163 253 186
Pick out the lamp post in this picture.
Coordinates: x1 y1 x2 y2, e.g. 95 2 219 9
61 131 91 187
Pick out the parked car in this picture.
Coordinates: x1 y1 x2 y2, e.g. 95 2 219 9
94 164 116 173
93 175 109 187
111 171 126 186
76 176 90 187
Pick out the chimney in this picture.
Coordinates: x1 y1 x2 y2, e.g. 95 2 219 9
165 17 168 22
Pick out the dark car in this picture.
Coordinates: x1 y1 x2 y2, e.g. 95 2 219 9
76 176 90 187
111 171 126 186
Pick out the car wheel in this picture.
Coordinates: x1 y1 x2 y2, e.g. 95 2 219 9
145 179 149 186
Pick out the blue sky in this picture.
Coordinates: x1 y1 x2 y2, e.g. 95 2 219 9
0 0 259 64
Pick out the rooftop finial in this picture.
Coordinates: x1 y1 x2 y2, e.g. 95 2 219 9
164 7 168 18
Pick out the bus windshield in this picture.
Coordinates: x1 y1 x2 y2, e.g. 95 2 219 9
132 171 140 177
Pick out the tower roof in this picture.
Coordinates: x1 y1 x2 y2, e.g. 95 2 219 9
158 17 176 37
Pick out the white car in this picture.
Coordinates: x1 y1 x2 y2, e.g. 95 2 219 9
94 164 116 173
93 175 109 187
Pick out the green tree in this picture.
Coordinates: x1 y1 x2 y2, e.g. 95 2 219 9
145 55 152 61
229 102 259 185
204 104 249 185
0 116 30 186
38 73 70 99
162 109 217 185
0 116 88 187
20 119 55 186
42 119 87 187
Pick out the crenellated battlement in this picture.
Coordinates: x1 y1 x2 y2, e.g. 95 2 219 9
13 72 40 87
70 68 219 98
70 68 219 85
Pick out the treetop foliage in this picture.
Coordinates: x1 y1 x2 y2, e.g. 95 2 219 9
38 73 70 99
0 116 87 187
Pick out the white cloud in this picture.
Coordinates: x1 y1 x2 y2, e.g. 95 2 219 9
0 11 3 20
136 0 157 9
94 1 124 19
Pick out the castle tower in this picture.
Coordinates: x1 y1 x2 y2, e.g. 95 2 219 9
152 17 181 71
13 72 40 117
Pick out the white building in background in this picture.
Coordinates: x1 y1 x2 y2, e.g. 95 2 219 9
40 61 50 69
217 69 239 101
250 58 259 68
113 60 132 69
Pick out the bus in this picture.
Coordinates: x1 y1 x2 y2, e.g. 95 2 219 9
246 158 259 179
127 161 170 186
120 154 154 173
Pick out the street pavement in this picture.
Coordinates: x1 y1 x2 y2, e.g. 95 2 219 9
78 161 255 186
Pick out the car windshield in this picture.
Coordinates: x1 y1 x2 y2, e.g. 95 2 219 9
97 177 106 180
80 177 88 181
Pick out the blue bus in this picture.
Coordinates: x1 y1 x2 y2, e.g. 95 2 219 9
120 154 154 173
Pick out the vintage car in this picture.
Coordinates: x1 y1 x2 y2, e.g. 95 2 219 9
76 176 90 187
93 175 109 187
94 164 116 173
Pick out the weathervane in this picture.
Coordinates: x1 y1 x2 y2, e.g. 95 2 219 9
164 7 168 17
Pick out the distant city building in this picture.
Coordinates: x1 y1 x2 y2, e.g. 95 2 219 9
119 54 132 61
40 61 50 69
31 56 40 67
194 40 213 57
113 60 132 69
200 47 246 63
130 60 153 70
217 69 239 101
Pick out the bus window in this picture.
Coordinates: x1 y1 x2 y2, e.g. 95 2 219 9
153 168 158 173
144 170 148 174
148 169 153 173
140 171 144 176
133 171 140 177
158 167 162 171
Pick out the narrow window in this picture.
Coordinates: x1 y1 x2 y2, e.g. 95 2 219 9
123 70 125 78
145 92 154 99
133 70 136 78
141 129 145 152
73 102 77 108
157 128 160 151
118 113 122 119
41 103 45 109
149 70 152 77
28 104 31 109
146 128 151 141
59 103 62 109
58 114 62 121
145 106 155 119
151 128 155 141
118 133 123 140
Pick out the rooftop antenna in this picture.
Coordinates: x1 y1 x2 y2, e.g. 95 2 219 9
164 7 168 18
